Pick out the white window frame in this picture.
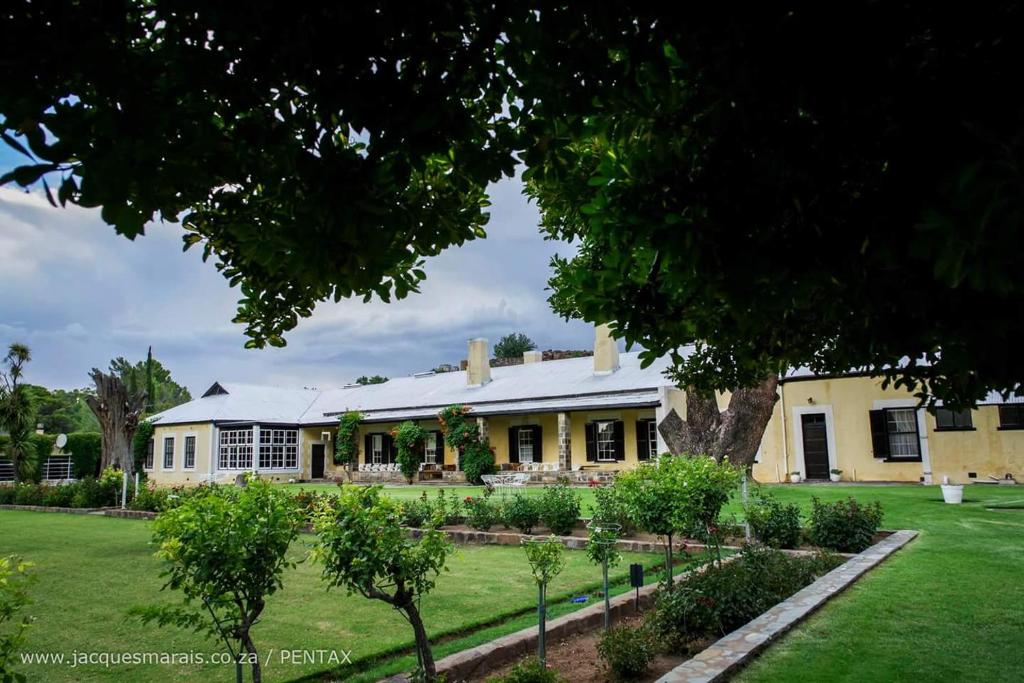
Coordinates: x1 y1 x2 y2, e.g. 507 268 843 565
518 428 535 464
596 421 616 462
257 428 299 470
424 432 438 465
372 434 384 464
647 420 658 459
218 428 254 470
162 436 175 471
183 434 197 470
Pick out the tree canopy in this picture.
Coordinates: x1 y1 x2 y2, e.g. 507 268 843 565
109 354 191 414
493 333 537 359
23 385 99 433
354 375 389 386
2 3 1022 405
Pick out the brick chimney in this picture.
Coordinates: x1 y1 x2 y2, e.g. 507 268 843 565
593 323 620 374
466 338 492 386
523 350 543 364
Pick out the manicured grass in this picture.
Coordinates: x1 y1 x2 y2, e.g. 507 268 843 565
0 510 671 682
733 484 1024 683
4 483 1023 682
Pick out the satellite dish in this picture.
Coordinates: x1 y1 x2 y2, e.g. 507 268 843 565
55 433 68 449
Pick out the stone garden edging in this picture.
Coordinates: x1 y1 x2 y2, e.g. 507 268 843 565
0 504 157 519
655 529 918 683
428 560 730 682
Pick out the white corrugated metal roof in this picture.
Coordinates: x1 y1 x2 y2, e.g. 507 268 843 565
148 352 675 426
149 383 321 426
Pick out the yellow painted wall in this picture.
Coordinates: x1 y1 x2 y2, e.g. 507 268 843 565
149 422 213 485
487 413 561 466
567 408 657 471
927 406 1024 483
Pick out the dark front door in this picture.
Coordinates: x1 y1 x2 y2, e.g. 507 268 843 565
801 413 830 480
311 444 326 479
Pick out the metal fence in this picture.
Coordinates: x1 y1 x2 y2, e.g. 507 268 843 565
41 456 74 481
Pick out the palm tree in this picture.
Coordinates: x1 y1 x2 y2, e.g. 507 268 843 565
0 343 37 482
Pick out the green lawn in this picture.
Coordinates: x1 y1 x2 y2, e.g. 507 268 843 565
0 510 675 682
734 484 1024 683
3 484 1023 682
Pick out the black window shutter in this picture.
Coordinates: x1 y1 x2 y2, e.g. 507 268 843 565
508 426 520 463
533 425 543 462
436 431 445 464
585 423 597 462
364 434 372 464
614 420 626 461
869 410 890 458
636 420 651 461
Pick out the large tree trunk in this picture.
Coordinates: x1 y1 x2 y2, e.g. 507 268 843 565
658 374 780 469
86 369 146 476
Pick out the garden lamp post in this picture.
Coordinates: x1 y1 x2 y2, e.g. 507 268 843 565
587 521 621 630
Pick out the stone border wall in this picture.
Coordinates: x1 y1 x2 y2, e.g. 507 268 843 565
0 504 156 520
426 531 915 682
655 529 918 683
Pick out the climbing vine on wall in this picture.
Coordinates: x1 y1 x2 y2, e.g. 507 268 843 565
335 411 362 467
391 421 425 484
438 404 495 485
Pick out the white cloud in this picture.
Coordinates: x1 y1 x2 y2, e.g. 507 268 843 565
0 178 591 395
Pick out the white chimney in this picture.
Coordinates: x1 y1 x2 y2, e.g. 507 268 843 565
593 323 620 374
523 350 543 364
467 338 492 386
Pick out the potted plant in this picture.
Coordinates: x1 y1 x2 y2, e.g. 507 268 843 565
829 468 843 482
941 480 964 504
789 471 801 483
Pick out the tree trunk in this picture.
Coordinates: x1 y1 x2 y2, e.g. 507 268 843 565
404 602 436 680
86 369 146 477
658 374 780 469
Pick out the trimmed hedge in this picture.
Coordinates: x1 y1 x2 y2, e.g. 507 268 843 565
65 432 102 478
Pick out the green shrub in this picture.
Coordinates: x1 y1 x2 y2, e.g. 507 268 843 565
497 658 565 683
650 545 842 651
399 493 432 527
464 493 501 531
597 625 654 680
131 423 154 474
504 494 541 534
538 482 581 535
461 441 496 486
808 496 883 552
130 483 173 512
0 486 14 505
41 483 76 508
745 493 802 548
13 483 43 506
66 431 102 478
590 484 635 535
70 477 104 508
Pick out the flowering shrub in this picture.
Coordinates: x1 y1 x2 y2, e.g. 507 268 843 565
504 494 541 534
597 625 654 680
391 421 425 484
745 492 802 548
650 545 842 652
538 482 581 536
808 496 883 552
464 493 501 531
437 404 495 485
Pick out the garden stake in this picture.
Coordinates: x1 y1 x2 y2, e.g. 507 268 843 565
537 582 546 665
602 555 610 630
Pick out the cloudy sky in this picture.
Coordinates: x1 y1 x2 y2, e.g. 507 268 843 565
0 147 596 396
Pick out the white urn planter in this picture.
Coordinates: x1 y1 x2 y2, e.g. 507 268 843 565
790 473 802 484
829 473 842 483
941 484 964 504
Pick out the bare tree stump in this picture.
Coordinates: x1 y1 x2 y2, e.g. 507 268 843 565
86 369 147 477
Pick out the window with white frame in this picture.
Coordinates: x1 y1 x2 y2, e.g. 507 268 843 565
184 435 196 469
518 428 535 463
886 408 920 458
218 428 254 469
647 420 659 459
162 437 175 469
258 429 298 469
145 439 154 470
424 432 438 464
372 434 384 464
596 421 616 461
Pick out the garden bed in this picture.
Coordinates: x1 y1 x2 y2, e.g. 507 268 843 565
432 531 917 683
